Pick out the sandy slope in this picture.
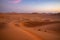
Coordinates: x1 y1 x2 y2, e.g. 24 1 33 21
0 21 42 40
1 21 60 40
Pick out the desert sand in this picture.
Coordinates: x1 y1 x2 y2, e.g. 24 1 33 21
0 13 60 40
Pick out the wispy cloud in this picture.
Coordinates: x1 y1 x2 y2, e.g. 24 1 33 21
8 0 22 4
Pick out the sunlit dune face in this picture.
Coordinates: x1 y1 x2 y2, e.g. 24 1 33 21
8 0 21 4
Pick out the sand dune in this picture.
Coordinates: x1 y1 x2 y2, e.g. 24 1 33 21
0 13 60 40
0 21 42 40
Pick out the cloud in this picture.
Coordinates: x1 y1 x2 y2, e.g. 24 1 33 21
8 0 21 4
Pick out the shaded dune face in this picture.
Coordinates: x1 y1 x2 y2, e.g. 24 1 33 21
47 23 60 32
40 23 60 33
20 21 60 27
0 22 8 29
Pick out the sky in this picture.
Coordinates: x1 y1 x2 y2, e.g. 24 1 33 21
0 0 60 13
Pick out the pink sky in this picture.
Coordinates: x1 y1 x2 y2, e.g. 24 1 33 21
9 0 21 4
